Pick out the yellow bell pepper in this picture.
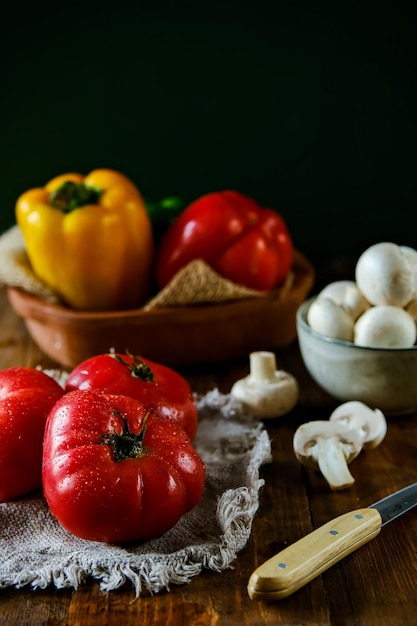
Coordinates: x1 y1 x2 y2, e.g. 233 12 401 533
16 169 154 311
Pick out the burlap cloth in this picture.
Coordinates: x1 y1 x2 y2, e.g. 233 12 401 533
0 388 271 596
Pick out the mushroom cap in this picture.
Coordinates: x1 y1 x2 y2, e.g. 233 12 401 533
355 242 415 307
319 281 370 321
307 297 354 341
230 351 299 418
400 245 417 294
319 280 358 302
406 297 417 322
343 284 371 321
329 400 387 449
293 420 363 465
231 371 299 418
354 305 416 348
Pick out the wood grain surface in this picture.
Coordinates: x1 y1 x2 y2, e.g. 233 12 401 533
1 286 417 626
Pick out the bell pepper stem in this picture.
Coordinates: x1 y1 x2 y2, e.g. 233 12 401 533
49 181 102 213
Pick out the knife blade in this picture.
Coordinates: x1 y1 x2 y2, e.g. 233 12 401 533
248 482 417 602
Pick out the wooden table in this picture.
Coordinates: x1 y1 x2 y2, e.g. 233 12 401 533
1 285 417 626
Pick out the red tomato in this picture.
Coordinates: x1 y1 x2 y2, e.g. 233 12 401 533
65 353 198 440
42 390 206 543
0 367 64 502
155 190 294 291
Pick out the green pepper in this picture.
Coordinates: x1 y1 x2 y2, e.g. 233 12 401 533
145 196 186 243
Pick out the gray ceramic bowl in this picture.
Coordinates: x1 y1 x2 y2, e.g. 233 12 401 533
296 296 417 415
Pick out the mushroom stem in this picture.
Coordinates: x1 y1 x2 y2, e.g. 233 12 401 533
293 421 363 491
249 351 279 383
316 436 356 490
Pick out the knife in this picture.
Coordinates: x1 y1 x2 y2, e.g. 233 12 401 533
248 482 417 601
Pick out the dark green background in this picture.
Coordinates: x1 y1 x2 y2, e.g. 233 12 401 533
1 0 416 266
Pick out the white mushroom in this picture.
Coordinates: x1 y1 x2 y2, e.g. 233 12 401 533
230 351 299 418
354 305 416 348
319 280 370 321
400 245 417 294
355 242 415 307
319 280 358 303
329 401 387 449
307 297 354 341
343 284 371 320
406 297 417 322
293 421 363 490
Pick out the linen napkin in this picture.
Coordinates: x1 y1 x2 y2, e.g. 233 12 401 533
0 389 271 596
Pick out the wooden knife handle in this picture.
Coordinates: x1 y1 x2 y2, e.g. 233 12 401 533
248 507 382 601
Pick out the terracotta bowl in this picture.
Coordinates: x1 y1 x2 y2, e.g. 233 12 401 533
7 250 314 369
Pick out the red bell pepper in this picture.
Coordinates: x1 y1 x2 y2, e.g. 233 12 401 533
155 190 294 291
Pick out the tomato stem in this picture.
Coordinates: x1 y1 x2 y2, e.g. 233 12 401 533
100 410 149 462
110 352 155 382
